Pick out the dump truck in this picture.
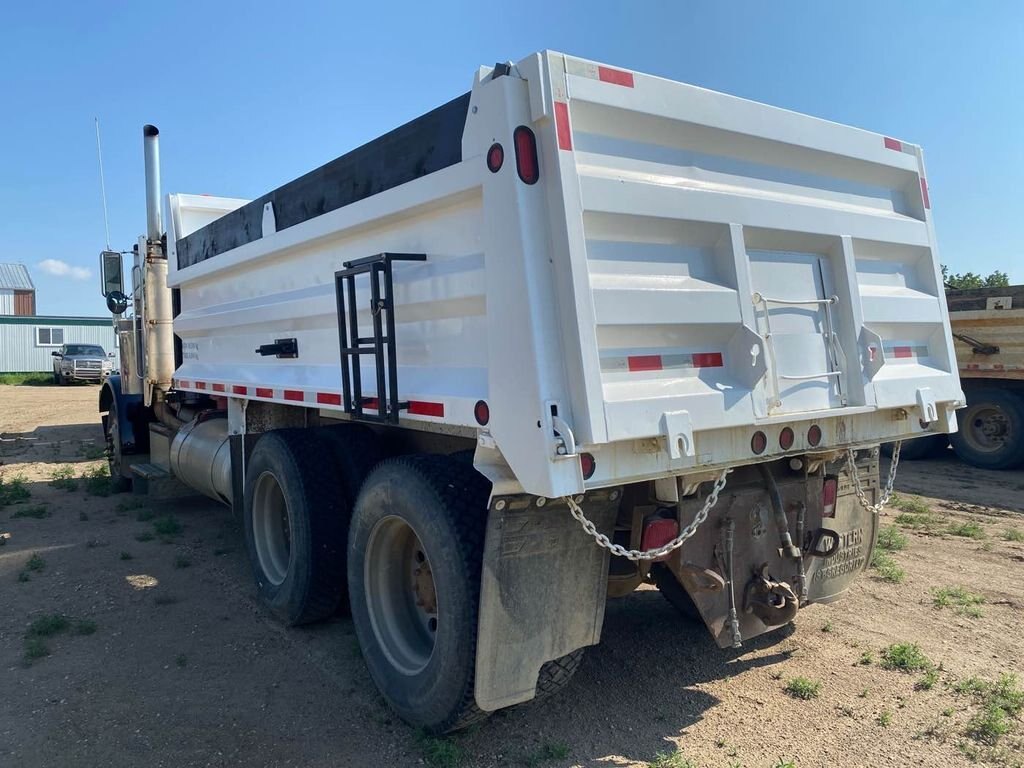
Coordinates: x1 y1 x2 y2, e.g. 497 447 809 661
97 51 963 733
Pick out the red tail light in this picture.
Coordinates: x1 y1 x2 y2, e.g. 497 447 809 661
486 143 504 173
513 126 539 185
640 517 678 561
751 431 767 455
580 452 596 480
779 426 795 451
807 424 822 447
473 400 490 426
822 476 838 518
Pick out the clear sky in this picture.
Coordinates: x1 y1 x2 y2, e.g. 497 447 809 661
1 1 1020 316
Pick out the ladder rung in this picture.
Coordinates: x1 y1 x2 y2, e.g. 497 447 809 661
339 346 379 355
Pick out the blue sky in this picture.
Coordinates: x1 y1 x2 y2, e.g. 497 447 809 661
1 1 1020 316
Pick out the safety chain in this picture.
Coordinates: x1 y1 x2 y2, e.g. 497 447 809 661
565 469 729 561
846 441 901 514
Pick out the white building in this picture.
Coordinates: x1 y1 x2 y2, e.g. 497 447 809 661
0 315 116 373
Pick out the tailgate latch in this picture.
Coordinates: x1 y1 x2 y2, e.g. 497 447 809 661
661 410 695 460
916 387 938 423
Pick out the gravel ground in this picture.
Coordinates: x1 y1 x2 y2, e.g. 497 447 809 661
1 384 1022 768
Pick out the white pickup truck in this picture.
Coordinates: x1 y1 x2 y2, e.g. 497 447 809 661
98 51 963 733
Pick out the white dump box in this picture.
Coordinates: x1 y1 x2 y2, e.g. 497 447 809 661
165 51 962 500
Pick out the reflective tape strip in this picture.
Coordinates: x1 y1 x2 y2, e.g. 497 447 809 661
554 102 572 151
884 344 929 360
602 352 724 373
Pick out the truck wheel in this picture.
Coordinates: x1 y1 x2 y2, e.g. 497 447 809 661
949 388 1024 470
348 456 491 734
104 401 131 492
651 563 701 621
243 429 348 625
532 649 585 703
881 434 948 460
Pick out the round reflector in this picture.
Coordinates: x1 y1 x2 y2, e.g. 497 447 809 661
751 431 767 455
580 452 596 480
807 424 822 447
779 427 795 451
486 143 503 173
473 400 490 426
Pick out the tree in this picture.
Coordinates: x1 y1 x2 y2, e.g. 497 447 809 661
941 265 1010 289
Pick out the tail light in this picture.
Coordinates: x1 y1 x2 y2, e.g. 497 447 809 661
513 126 539 185
580 452 596 480
473 400 490 426
822 476 838 518
779 426 795 451
751 431 767 455
486 143 504 173
807 424 822 447
640 516 679 562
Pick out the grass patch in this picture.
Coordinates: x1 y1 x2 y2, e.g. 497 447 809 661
0 472 31 506
78 443 106 460
647 751 696 768
893 494 931 515
821 619 834 633
967 703 1011 745
116 498 145 514
27 614 70 638
946 521 986 539
916 667 940 691
881 642 932 673
525 742 570 765
876 525 908 552
877 710 892 727
894 511 943 534
417 733 462 768
25 552 45 572
11 504 49 519
175 653 188 668
119 551 133 561
74 619 97 636
173 554 191 569
869 551 905 583
859 650 874 666
153 515 182 537
784 677 822 700
17 571 30 583
933 586 985 618
82 465 114 497
23 636 49 661
49 465 78 491
0 372 54 386
1003 527 1024 542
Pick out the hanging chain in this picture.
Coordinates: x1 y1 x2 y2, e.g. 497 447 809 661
565 469 729 561
847 441 901 514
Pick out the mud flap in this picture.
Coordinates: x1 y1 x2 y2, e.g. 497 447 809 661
474 489 619 712
804 452 880 603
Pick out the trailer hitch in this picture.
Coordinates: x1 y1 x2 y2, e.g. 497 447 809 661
744 564 799 627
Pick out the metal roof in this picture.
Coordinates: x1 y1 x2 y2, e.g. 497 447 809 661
0 263 34 291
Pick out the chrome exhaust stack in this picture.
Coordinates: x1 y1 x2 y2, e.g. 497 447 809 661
143 125 162 241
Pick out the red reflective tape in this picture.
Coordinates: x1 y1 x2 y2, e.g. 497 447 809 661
283 389 305 402
231 385 248 395
316 392 342 406
408 401 445 418
883 136 902 151
177 380 190 388
597 66 634 88
691 352 724 368
920 178 930 209
628 355 663 372
361 397 380 411
255 387 273 398
195 381 206 390
212 383 225 392
892 346 913 359
554 101 572 151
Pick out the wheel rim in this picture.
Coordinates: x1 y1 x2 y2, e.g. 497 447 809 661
963 405 1010 454
251 471 292 586
364 516 438 676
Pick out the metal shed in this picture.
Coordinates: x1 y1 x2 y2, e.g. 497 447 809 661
0 315 116 373
0 263 36 316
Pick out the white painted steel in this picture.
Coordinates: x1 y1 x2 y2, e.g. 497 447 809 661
163 51 963 499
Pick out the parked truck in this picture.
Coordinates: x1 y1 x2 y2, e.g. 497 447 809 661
98 51 963 733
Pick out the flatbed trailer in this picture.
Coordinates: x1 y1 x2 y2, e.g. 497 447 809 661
98 51 963 732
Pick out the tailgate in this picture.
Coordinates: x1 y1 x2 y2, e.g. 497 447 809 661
530 52 962 448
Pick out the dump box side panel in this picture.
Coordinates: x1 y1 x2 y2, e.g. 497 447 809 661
947 285 1024 381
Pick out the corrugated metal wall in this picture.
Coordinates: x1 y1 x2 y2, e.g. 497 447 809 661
0 321 117 372
0 289 12 315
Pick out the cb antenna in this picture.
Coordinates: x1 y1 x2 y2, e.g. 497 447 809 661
94 117 112 250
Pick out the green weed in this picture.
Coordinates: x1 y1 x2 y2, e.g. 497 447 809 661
933 586 985 618
175 653 188 668
877 710 892 727
947 521 986 539
876 525 908 552
25 552 45 572
49 465 78 491
525 742 570 765
27 614 69 638
82 465 113 497
880 643 932 673
916 668 940 691
784 677 822 700
153 515 182 537
870 551 905 583
119 551 133 561
859 650 874 666
417 733 462 768
73 619 97 636
893 495 931 515
1002 527 1024 542
647 751 696 768
11 505 49 519
0 372 54 386
894 512 943 533
0 472 31 506
23 636 49 662
17 571 30 583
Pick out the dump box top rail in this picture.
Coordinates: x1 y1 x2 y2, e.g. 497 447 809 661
166 51 962 498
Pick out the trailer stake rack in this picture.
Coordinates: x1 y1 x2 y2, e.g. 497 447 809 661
334 252 426 424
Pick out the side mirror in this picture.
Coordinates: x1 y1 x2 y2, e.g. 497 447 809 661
108 352 115 358
100 250 124 300
106 291 129 315
51 351 60 357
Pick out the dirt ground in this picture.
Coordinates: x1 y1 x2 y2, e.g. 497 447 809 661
1 385 1022 768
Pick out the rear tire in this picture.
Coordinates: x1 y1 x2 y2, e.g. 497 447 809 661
531 649 585 704
104 400 131 493
652 563 701 622
348 456 491 734
949 388 1024 470
243 429 349 625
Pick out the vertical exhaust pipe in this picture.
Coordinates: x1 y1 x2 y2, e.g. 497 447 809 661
143 125 162 240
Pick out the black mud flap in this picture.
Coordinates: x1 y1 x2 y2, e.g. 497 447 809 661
474 489 619 712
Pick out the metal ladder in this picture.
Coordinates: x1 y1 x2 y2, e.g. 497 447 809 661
334 252 425 424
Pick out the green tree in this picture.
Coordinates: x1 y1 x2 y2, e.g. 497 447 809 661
941 265 1010 289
